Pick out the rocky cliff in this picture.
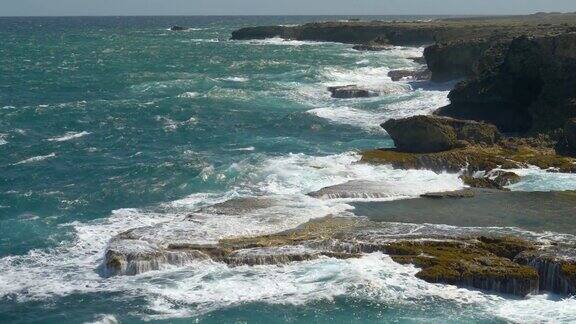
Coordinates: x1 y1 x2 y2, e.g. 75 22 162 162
231 14 576 46
423 39 495 82
435 33 576 134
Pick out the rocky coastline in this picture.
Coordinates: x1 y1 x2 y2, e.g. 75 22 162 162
100 13 576 299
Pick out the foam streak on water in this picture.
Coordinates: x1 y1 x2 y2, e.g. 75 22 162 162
47 131 91 142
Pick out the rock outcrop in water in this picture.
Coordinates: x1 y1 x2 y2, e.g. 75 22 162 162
387 69 431 82
386 237 539 296
169 26 188 31
352 37 391 51
328 85 378 99
382 115 501 153
361 141 576 174
103 213 576 297
370 113 576 175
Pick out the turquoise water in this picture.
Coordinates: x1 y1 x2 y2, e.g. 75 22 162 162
1 16 575 323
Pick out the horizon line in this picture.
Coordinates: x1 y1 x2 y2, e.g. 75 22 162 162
0 12 567 19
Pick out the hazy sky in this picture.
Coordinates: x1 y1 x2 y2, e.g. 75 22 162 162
2 0 576 16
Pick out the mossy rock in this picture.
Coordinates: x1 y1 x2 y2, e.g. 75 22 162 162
382 115 501 153
491 171 521 187
561 262 576 278
361 142 576 174
382 116 458 153
460 175 505 190
219 216 363 250
361 146 518 173
385 238 539 296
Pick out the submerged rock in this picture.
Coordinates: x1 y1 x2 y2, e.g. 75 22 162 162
382 115 501 153
353 39 392 51
460 175 506 190
328 85 378 98
196 197 276 215
352 44 391 51
308 180 396 200
421 189 475 199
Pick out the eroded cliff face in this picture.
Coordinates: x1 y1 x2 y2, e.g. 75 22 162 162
424 40 494 82
436 33 576 134
231 14 576 46
231 22 441 45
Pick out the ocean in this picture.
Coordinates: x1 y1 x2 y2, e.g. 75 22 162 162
1 16 576 323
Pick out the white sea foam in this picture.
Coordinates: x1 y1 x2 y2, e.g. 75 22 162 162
506 167 576 192
495 294 576 323
382 89 451 118
382 46 426 59
179 38 220 43
237 152 463 197
306 89 449 131
141 253 491 319
308 106 385 131
243 37 334 47
0 152 463 302
155 116 198 131
13 153 56 165
165 27 205 32
86 314 119 324
129 253 576 322
321 66 404 91
343 46 426 62
177 91 199 99
221 76 249 82
0 149 574 321
355 59 370 65
230 146 256 151
0 133 8 146
130 79 199 95
47 131 90 142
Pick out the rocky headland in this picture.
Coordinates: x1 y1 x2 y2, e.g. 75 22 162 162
234 12 576 183
98 13 576 300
